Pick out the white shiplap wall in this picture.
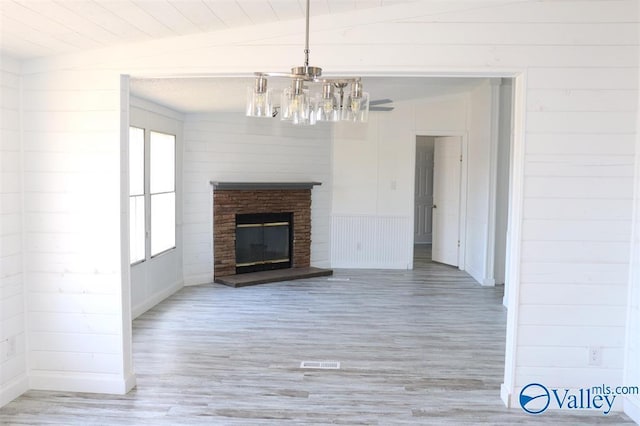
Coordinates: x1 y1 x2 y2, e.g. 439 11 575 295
514 57 635 392
4 0 637 412
20 69 134 394
182 113 332 285
0 55 28 406
623 64 640 422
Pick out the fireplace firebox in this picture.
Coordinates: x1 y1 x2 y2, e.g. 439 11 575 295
235 212 293 274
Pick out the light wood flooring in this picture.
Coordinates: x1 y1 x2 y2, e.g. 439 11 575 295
1 245 634 424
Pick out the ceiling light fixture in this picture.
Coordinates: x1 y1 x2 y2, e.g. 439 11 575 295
246 0 369 125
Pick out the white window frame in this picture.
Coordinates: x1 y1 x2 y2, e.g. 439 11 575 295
129 126 177 264
149 130 177 258
129 126 146 265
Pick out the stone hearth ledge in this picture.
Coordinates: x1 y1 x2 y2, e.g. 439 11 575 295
214 267 333 288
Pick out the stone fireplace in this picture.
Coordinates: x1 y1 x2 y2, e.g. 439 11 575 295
211 182 331 286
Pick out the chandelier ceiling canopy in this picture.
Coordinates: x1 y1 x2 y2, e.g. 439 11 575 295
246 0 369 125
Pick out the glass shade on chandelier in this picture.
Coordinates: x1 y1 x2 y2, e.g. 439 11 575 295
316 82 339 122
246 76 273 118
314 80 369 123
280 79 315 125
347 80 370 123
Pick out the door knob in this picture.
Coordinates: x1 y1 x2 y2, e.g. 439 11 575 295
432 204 437 209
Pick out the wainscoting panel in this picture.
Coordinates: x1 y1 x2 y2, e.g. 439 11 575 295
331 215 412 269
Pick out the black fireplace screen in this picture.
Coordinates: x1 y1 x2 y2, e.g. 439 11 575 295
235 212 293 274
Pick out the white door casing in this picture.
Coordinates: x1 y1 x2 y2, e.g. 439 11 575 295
432 136 462 267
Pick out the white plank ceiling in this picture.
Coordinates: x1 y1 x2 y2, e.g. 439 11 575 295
0 0 413 60
1 0 486 115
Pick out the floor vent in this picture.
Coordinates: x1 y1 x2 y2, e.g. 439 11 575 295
300 361 341 369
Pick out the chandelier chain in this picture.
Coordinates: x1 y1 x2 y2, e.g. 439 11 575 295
245 0 370 125
304 0 311 70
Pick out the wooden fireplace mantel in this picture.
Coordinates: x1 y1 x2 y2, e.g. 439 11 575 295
210 181 321 191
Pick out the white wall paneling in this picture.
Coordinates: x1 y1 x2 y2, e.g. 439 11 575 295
0 54 29 407
19 67 134 396
623 40 640 422
331 215 413 269
129 96 184 317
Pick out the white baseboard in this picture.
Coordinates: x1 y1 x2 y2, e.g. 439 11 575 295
183 273 213 286
124 371 137 393
310 260 331 269
482 278 496 286
132 280 183 319
330 262 410 269
465 264 483 285
0 374 28 408
624 396 640 424
500 383 512 408
30 371 136 395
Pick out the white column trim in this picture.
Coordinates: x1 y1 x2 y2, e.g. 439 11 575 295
500 72 527 407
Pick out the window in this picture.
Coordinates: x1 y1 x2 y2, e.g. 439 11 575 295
129 127 176 263
150 131 176 256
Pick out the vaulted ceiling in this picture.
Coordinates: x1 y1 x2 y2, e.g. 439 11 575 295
0 0 414 60
1 0 489 113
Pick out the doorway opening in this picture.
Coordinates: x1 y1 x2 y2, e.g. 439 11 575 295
414 135 463 269
412 78 513 290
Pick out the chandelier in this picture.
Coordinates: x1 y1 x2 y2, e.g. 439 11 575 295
246 0 369 125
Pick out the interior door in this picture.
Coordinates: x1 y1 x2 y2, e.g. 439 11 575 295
432 136 461 266
414 137 434 244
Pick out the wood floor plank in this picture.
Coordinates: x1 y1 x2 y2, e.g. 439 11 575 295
0 246 635 424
